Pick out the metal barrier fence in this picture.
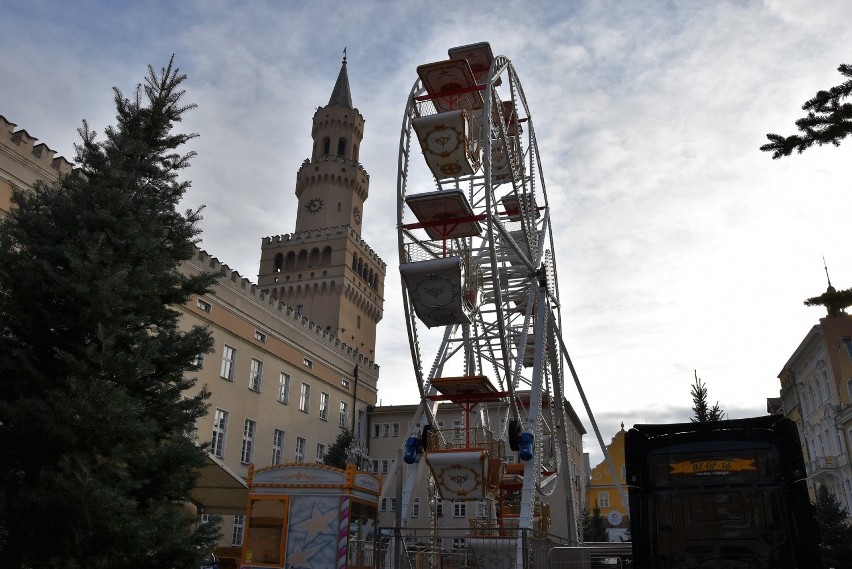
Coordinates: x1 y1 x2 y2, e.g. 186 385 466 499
548 543 633 569
372 527 599 568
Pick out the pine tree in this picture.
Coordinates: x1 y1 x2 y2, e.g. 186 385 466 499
582 501 609 542
323 429 354 469
691 370 724 423
0 57 220 568
761 63 852 158
814 485 852 569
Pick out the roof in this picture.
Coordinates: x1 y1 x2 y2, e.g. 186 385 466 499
328 57 352 108
190 453 248 515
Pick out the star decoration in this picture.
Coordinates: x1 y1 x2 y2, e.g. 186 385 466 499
290 502 339 544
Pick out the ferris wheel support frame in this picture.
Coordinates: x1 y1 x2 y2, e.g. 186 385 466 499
547 308 629 508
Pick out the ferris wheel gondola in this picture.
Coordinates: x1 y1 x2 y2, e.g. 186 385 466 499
394 42 579 548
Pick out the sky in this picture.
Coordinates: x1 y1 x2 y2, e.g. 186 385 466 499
2 0 850 466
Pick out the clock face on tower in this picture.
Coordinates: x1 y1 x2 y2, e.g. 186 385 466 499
305 196 324 214
353 206 362 225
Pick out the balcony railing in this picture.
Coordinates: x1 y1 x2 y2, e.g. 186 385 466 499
806 454 850 476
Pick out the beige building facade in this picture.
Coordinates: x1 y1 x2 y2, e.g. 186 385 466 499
778 295 852 511
0 114 74 216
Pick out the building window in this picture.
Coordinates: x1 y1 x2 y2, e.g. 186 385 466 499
598 492 610 509
316 443 326 463
412 497 420 518
303 357 312 368
212 409 229 458
373 424 381 438
254 330 267 343
380 498 387 512
272 429 284 464
319 392 329 420
370 459 379 473
387 498 397 512
339 401 349 428
295 437 306 463
196 298 212 313
392 423 400 437
435 502 443 518
299 383 311 412
452 537 467 549
383 423 390 438
240 419 256 464
453 501 466 518
249 358 263 392
278 373 290 404
220 345 236 380
453 419 464 442
342 378 350 389
381 459 389 474
232 515 245 546
200 513 212 524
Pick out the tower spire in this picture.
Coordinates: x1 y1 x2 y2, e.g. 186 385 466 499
328 48 352 108
824 256 833 290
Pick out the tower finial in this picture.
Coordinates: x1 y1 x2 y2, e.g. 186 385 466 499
343 47 347 65
824 256 833 289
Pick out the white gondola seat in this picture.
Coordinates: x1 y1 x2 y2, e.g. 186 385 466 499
416 59 484 113
412 109 482 179
501 192 539 222
405 189 482 240
448 41 495 85
399 256 481 328
491 101 521 183
503 230 532 267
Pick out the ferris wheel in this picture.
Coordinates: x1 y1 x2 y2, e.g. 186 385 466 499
395 42 579 545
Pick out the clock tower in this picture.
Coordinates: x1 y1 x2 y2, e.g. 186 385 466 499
257 55 385 356
294 54 368 234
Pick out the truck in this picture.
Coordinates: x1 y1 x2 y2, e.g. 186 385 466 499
625 415 821 568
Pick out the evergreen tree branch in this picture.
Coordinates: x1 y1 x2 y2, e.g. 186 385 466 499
762 63 852 158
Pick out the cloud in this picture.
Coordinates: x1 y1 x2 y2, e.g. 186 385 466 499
2 1 851 464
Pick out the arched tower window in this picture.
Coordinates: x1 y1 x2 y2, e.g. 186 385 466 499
309 247 320 267
285 251 296 270
323 137 331 156
297 249 308 269
352 255 358 271
357 258 364 277
337 137 346 157
274 253 284 272
321 246 332 265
